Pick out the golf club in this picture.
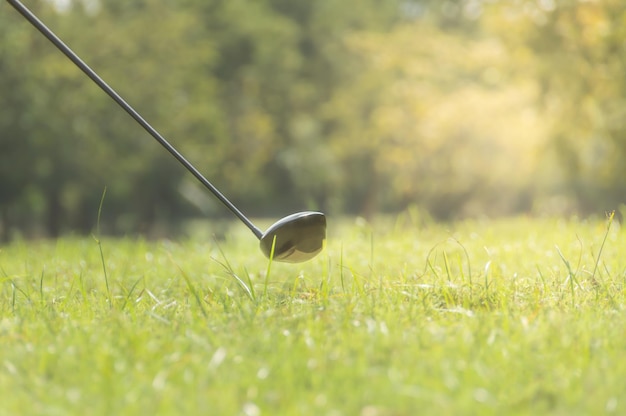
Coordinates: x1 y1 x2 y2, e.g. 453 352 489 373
7 0 326 263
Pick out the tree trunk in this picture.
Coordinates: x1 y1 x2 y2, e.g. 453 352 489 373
360 164 379 221
1 206 8 243
46 192 62 238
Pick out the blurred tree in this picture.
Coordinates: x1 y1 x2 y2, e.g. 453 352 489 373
0 7 36 240
323 16 547 219
188 0 403 215
71 0 222 233
521 0 626 214
2 0 220 236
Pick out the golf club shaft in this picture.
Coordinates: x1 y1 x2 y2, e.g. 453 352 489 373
7 0 264 239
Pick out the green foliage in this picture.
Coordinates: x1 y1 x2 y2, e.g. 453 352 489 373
1 216 626 413
1 0 403 237
2 0 626 238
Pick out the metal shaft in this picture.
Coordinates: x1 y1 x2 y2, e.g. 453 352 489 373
7 0 264 239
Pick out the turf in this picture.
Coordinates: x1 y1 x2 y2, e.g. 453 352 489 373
1 215 625 415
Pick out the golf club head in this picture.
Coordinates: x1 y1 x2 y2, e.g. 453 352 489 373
259 211 326 263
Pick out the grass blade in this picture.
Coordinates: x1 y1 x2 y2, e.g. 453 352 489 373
92 187 111 308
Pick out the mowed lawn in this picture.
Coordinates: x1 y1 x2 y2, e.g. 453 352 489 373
1 215 625 415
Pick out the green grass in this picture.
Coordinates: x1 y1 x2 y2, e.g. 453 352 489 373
1 215 626 415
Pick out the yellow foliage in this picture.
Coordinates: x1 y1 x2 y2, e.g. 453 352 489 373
326 20 549 216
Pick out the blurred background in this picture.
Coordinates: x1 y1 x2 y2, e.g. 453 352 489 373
1 0 625 240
